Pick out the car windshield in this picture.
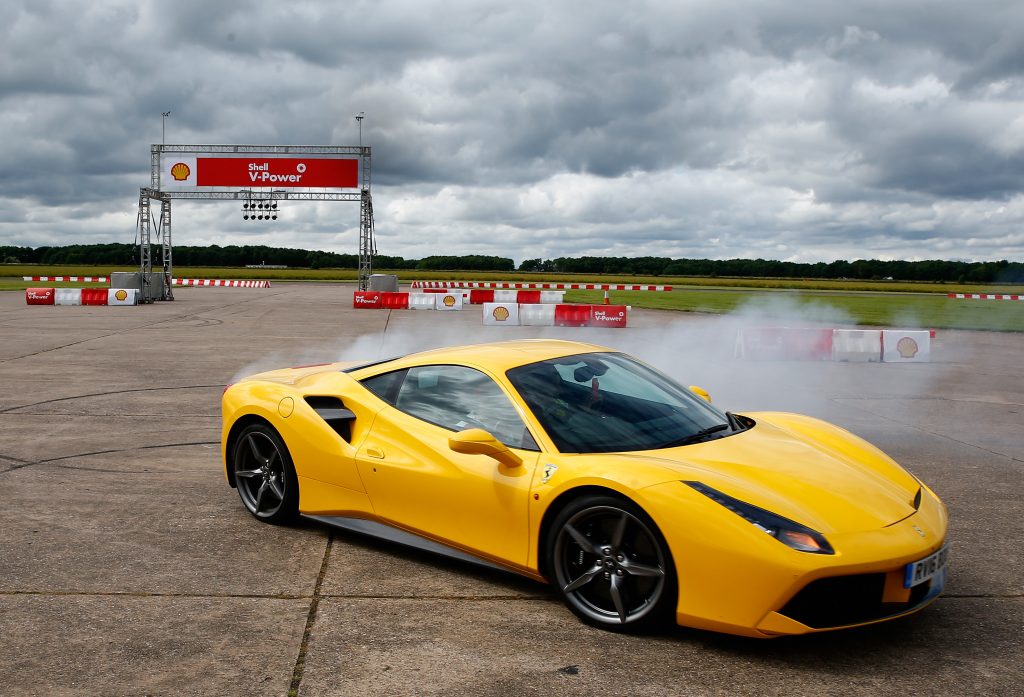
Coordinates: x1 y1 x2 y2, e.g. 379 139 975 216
506 352 733 453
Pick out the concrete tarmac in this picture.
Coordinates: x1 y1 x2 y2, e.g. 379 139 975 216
0 283 1020 696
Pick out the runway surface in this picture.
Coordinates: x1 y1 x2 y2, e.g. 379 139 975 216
0 283 1020 696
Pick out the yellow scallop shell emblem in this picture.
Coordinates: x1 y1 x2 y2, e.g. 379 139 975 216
171 162 191 181
114 289 128 302
493 306 510 321
896 336 919 358
443 295 456 307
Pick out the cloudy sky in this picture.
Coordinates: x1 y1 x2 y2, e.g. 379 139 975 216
3 0 1024 264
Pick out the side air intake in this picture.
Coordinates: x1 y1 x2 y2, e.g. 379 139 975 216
304 396 356 442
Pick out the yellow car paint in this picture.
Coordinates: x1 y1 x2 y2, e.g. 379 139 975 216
222 338 948 636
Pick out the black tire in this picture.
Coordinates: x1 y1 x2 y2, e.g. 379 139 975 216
546 494 676 631
232 423 299 524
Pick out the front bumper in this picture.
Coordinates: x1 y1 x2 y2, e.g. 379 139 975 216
640 481 948 637
758 559 947 635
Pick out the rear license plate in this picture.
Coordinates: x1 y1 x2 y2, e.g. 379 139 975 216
904 544 949 589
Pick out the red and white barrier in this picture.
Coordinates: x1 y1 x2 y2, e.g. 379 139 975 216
494 290 527 304
55 289 81 306
26 288 55 305
417 289 564 305
380 292 409 310
519 304 555 326
948 293 1022 300
81 288 109 306
355 291 463 311
734 327 834 361
353 291 622 328
107 288 139 306
554 304 592 327
590 306 630 328
412 281 671 291
483 303 629 328
436 292 464 311
409 293 438 310
422 289 471 301
832 329 882 362
173 279 270 288
26 288 138 306
22 276 108 283
736 327 931 362
23 276 269 288
483 302 521 326
353 291 382 308
882 330 931 363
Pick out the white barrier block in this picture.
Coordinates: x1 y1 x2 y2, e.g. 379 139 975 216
54 288 82 306
539 291 565 304
519 303 556 326
107 288 138 306
494 290 519 304
882 330 931 363
482 302 520 326
435 292 464 311
408 293 437 310
832 329 881 362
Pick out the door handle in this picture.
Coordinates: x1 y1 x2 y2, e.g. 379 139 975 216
365 446 385 459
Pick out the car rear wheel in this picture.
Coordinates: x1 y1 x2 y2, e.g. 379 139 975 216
547 494 676 630
232 424 298 524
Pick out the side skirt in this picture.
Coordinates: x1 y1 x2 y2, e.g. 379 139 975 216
304 514 511 575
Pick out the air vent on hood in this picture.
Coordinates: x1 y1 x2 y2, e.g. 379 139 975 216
305 396 356 442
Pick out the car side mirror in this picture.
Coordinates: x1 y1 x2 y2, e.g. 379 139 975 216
689 385 712 403
449 428 523 468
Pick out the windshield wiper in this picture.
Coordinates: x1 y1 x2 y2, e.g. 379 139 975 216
725 411 745 432
660 423 730 448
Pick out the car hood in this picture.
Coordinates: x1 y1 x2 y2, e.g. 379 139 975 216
625 412 920 534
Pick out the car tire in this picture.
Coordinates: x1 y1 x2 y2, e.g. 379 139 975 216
546 494 676 631
232 423 299 524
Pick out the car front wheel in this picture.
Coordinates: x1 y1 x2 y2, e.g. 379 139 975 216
232 423 298 524
547 494 676 630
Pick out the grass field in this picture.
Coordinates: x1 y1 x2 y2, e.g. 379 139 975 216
567 289 1024 332
3 264 1022 331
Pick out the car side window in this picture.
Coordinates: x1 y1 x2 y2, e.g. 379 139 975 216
389 365 539 451
361 369 407 404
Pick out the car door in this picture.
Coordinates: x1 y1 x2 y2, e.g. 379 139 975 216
355 364 541 567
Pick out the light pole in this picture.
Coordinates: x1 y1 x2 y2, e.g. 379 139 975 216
162 111 171 144
355 112 364 148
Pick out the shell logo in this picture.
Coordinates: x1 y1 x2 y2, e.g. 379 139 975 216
493 306 510 321
170 162 191 181
896 336 919 358
442 295 457 307
114 289 128 302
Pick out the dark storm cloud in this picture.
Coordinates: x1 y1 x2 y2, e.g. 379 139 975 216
1 0 1023 262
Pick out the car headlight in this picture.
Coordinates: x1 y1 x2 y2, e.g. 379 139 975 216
684 481 834 554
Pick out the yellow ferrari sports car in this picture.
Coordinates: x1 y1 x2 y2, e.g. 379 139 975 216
221 339 948 637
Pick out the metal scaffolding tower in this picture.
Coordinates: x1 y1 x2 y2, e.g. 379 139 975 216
159 196 173 300
136 188 174 302
359 189 376 290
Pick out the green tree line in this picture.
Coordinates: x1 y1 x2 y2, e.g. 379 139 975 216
2 244 1021 282
520 256 1024 283
0 244 515 272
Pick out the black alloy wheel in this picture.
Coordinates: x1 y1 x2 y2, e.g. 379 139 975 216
232 424 298 524
548 495 676 630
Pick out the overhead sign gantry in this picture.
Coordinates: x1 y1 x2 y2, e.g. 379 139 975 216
137 144 375 301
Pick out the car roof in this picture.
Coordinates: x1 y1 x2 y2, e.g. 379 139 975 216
352 339 612 375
